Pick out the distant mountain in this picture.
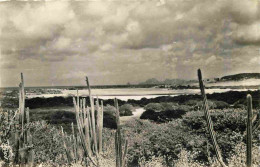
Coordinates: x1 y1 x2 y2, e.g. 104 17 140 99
139 78 197 85
220 73 260 81
139 78 161 85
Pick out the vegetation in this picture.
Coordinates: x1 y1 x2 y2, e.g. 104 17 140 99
138 78 197 86
1 89 260 110
0 72 260 167
220 73 260 81
119 104 134 116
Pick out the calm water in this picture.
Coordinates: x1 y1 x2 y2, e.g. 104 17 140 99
27 88 256 101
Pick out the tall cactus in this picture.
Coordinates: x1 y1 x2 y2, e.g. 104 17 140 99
61 77 129 167
72 96 98 166
13 73 34 166
246 94 252 167
86 77 98 154
114 98 128 167
197 69 226 167
61 77 105 166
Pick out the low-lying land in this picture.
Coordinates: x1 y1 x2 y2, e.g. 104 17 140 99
0 90 259 166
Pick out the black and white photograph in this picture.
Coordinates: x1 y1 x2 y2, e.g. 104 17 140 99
0 0 260 166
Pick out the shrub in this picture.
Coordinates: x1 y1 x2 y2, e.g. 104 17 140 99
233 103 246 109
0 97 19 109
175 105 193 112
103 104 116 115
212 100 229 109
195 100 216 110
160 102 178 111
30 121 67 165
30 108 117 131
183 99 200 106
140 109 157 121
119 104 134 116
103 112 117 129
48 110 76 124
140 109 187 123
158 109 187 122
194 100 229 110
144 103 164 112
182 109 260 161
183 109 248 133
124 120 207 167
135 109 260 166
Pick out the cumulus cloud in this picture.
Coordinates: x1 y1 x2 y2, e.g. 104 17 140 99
1 0 260 86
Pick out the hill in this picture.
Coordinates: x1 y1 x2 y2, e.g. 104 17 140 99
221 73 260 81
139 78 161 85
139 78 197 85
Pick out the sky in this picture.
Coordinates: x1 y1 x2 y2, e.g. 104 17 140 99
0 0 260 87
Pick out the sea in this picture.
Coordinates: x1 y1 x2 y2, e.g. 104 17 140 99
25 87 257 101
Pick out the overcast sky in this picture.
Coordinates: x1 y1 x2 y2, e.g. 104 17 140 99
0 0 260 87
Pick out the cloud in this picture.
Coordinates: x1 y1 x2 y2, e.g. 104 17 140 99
1 0 260 86
233 22 260 45
250 56 260 65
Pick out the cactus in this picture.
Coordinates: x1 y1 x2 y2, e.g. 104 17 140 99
114 98 128 167
61 126 71 164
71 122 78 163
86 77 98 154
61 77 130 167
61 77 105 166
197 69 226 167
246 94 252 167
13 73 34 166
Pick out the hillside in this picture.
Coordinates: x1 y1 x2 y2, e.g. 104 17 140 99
139 73 260 87
220 73 260 81
139 78 197 85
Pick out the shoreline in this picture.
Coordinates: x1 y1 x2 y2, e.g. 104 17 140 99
25 88 258 100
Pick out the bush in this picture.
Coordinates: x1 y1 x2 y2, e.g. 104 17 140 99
158 109 186 122
119 104 134 116
144 103 164 112
103 104 116 115
182 109 248 133
131 109 260 166
0 97 19 109
47 110 76 124
103 103 135 116
140 109 187 123
212 100 229 109
193 100 229 110
30 107 117 131
124 120 207 167
140 109 157 121
182 109 260 160
233 103 246 109
160 102 178 110
103 112 117 129
30 121 67 165
183 99 200 106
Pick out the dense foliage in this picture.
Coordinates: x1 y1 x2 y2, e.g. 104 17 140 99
126 109 260 166
119 104 134 116
1 90 260 110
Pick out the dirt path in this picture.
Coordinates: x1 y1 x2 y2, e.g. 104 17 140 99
120 108 145 124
